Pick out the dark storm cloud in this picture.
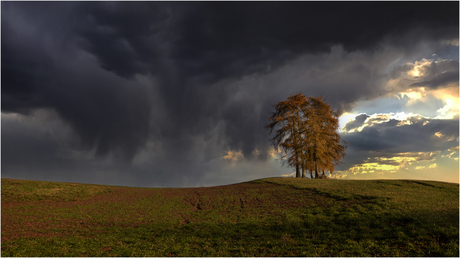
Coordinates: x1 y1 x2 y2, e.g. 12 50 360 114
71 2 459 81
410 71 458 88
344 117 458 153
73 2 172 79
2 2 156 162
343 114 370 132
2 2 459 186
339 116 459 171
1 17 55 114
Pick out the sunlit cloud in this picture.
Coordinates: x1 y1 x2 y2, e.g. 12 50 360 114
398 88 426 105
330 172 347 179
382 56 459 119
268 147 282 159
339 112 359 130
428 163 438 169
448 146 459 151
281 172 295 177
435 97 459 119
345 151 441 176
340 112 427 133
434 131 457 141
441 38 460 46
400 86 459 120
349 162 399 175
222 150 244 162
441 146 459 161
415 163 438 170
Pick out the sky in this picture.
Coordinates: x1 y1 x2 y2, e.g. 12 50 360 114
2 2 459 187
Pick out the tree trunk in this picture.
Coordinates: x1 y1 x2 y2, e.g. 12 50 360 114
301 155 305 178
313 146 318 179
301 161 305 178
291 124 302 178
314 161 319 179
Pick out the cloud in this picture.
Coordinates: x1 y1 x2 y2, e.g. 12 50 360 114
338 113 458 177
2 5 155 162
441 146 460 161
415 163 438 170
343 114 370 132
411 71 458 89
387 58 459 92
348 56 459 123
2 2 458 186
347 151 440 174
428 163 438 169
409 59 459 89
343 115 458 153
222 150 244 162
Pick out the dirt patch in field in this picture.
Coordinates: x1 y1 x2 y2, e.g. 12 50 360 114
162 182 330 225
1 187 161 242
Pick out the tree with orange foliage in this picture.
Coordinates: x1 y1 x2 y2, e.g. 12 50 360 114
266 93 347 178
301 96 347 178
265 93 307 178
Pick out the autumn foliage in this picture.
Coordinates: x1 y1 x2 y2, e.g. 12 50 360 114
266 93 347 178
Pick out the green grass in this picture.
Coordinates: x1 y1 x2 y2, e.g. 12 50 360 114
2 177 459 256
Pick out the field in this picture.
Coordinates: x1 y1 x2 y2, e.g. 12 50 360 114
1 177 459 256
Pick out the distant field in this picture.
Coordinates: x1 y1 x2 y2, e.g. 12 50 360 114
1 177 459 256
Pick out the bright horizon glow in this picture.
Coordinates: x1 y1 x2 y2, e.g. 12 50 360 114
336 83 458 184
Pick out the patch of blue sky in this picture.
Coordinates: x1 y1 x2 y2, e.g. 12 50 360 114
350 96 405 115
433 45 459 61
348 93 445 119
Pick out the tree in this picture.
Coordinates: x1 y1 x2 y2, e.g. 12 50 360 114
266 93 347 178
265 93 308 178
302 96 347 178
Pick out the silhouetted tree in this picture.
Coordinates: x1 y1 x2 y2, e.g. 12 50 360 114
266 93 347 178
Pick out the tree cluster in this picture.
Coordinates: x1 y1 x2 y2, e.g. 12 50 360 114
266 93 347 178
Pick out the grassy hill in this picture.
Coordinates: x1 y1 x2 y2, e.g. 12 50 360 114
1 177 458 256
